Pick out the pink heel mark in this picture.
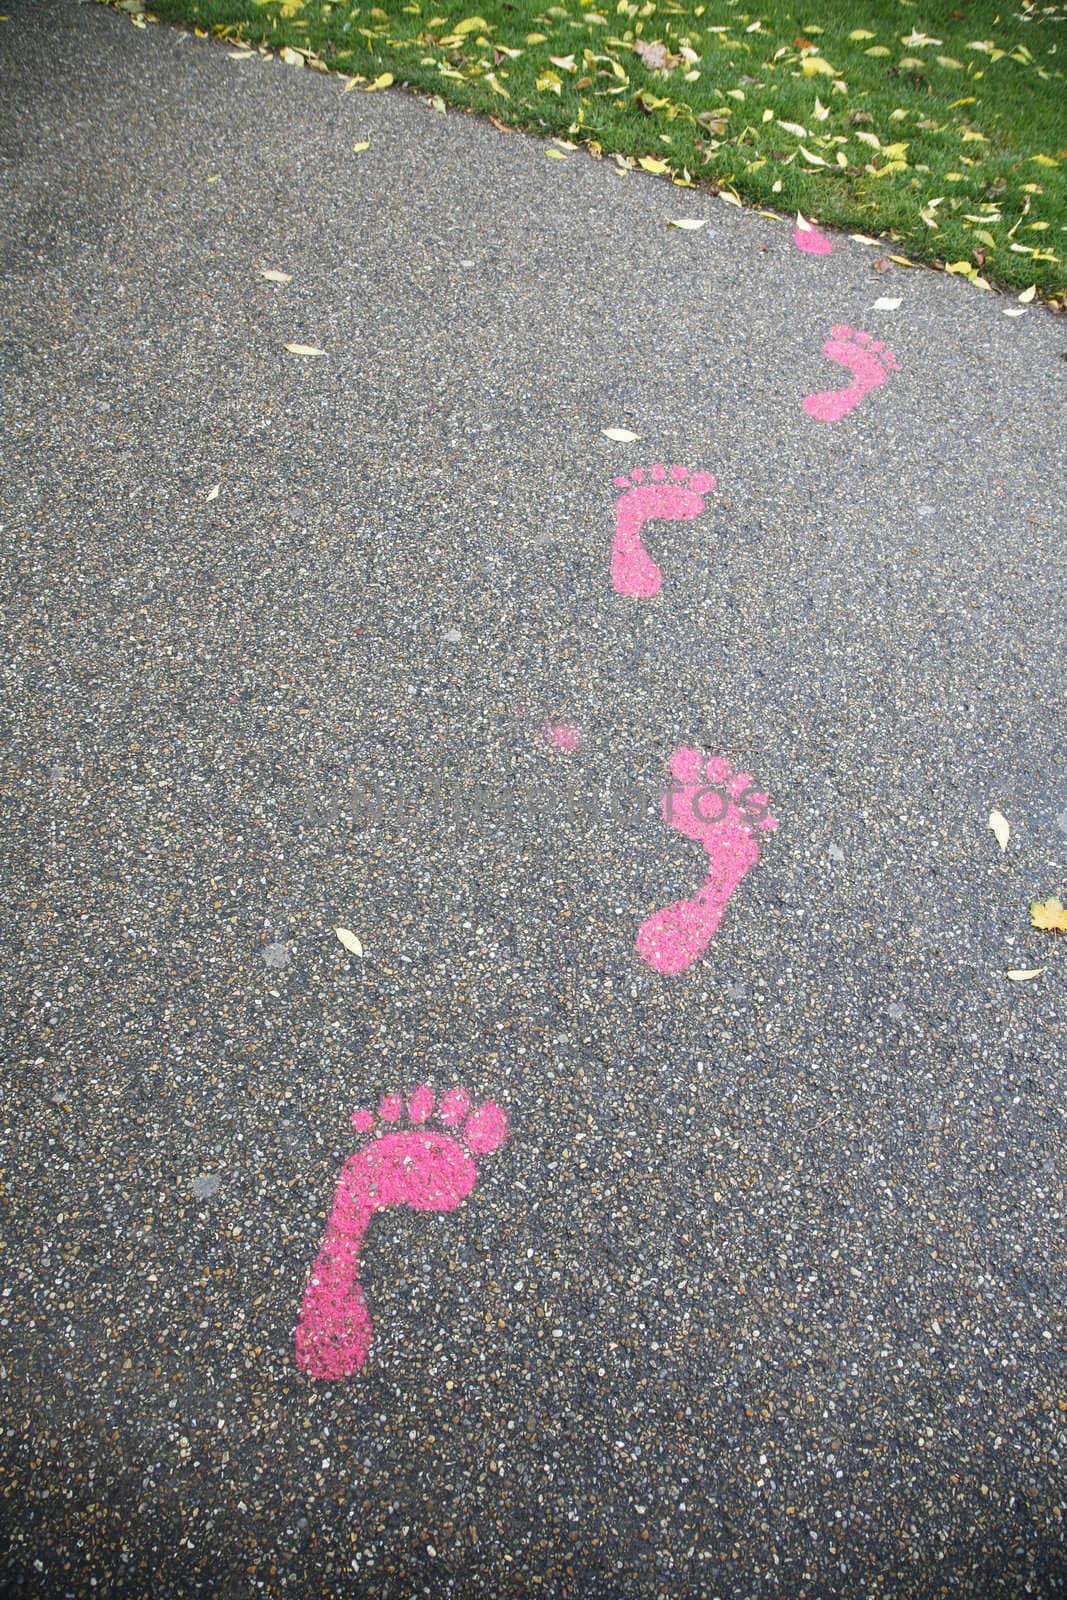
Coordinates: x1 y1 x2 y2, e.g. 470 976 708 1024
803 325 899 423
294 1087 508 1380
637 748 777 975
611 463 717 597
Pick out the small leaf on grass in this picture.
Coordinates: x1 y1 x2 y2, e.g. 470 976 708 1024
798 146 828 167
279 46 304 65
1031 897 1067 932
206 484 220 502
335 927 364 956
284 343 326 356
1018 284 1037 303
849 28 875 40
603 427 641 442
988 809 1010 852
259 268 292 284
872 296 902 309
638 156 670 174
365 72 393 91
668 218 706 230
801 56 835 76
454 15 490 33
1006 968 1044 982
352 140 371 153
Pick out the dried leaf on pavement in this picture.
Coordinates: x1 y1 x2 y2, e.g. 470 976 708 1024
1031 896 1067 932
988 808 1010 852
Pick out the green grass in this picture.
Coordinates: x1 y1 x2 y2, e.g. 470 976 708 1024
127 0 1067 295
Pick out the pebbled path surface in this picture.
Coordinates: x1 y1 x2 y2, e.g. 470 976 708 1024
0 1 1064 1594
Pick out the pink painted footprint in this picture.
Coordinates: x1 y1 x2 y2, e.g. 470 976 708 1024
611 463 717 598
803 325 899 424
637 748 777 975
294 1086 509 1380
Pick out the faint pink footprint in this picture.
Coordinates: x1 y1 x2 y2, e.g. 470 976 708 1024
637 748 777 975
294 1085 509 1380
803 325 899 423
611 463 717 598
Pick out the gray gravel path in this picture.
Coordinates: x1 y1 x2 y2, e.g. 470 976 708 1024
1 1 1064 1595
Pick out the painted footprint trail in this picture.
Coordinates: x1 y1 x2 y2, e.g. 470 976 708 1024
295 1087 509 1380
803 325 899 423
637 749 777 975
611 464 717 598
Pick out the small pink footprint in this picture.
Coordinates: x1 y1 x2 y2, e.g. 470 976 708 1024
637 748 777 975
803 325 899 423
294 1086 509 1380
611 463 717 598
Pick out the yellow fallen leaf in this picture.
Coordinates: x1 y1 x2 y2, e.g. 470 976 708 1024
526 31 547 44
849 28 875 40
1006 968 1044 982
206 483 220 501
1030 154 1059 168
284 342 326 356
603 427 641 442
813 95 829 121
667 218 706 230
1031 896 1067 932
778 119 808 139
279 45 304 65
865 45 892 57
869 160 908 178
454 14 489 33
1002 307 1027 317
798 146 828 167
801 56 835 76
936 56 965 69
872 296 902 309
365 72 393 91
718 189 742 207
988 809 1010 852
849 233 880 245
259 268 292 283
335 927 364 957
1018 284 1037 303
545 148 569 160
638 156 669 173
352 141 371 153
887 255 913 266
945 260 977 277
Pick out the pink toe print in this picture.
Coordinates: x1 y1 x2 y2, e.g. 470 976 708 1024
543 720 583 753
294 1087 509 1380
793 217 833 256
611 463 717 598
803 325 899 424
637 749 777 975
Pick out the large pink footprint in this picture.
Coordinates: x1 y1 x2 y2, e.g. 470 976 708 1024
802 325 899 424
637 749 778 975
294 1086 509 1380
611 463 717 598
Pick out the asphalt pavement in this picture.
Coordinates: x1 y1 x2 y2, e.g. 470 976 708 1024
0 1 1064 1594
